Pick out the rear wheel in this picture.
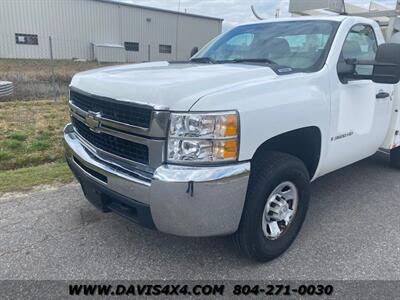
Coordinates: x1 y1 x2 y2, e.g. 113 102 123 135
390 147 400 169
234 152 310 262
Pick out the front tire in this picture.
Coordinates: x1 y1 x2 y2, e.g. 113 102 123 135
234 151 310 262
390 147 400 169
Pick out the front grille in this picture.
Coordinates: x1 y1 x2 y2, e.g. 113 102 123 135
70 90 153 128
72 118 149 165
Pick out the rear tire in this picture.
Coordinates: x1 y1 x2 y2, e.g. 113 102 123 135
390 147 400 169
234 151 310 262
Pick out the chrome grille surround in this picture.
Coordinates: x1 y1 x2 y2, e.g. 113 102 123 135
70 89 153 128
72 117 150 165
69 87 170 174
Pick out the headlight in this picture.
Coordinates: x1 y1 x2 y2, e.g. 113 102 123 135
167 111 239 164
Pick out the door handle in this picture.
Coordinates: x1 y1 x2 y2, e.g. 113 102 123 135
376 92 390 99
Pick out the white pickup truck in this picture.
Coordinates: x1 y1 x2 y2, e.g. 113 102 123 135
64 16 400 262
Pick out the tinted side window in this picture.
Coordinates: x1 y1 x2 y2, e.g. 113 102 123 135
226 33 254 47
159 44 172 54
125 42 139 52
340 24 378 76
15 33 38 45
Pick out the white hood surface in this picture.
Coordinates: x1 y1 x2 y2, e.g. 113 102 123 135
71 61 278 111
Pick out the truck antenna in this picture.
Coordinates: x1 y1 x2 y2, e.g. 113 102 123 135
340 0 347 15
251 5 265 20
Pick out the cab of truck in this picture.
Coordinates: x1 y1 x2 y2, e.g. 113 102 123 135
64 16 400 262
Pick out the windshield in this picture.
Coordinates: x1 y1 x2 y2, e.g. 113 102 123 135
192 20 339 72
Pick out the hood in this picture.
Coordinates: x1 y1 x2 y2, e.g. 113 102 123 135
71 61 278 111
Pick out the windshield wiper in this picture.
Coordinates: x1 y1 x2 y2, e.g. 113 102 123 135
226 58 277 65
190 57 216 64
190 57 278 66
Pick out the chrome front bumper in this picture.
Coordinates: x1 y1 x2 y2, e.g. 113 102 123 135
64 123 250 237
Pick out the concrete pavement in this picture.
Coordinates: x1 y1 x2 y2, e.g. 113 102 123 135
0 152 399 280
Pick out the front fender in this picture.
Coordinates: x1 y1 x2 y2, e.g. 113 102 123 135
190 67 331 176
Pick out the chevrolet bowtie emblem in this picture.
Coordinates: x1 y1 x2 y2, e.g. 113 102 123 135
85 111 101 132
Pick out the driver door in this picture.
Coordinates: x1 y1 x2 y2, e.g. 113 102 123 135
324 24 393 172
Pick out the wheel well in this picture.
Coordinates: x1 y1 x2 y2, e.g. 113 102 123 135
252 127 321 178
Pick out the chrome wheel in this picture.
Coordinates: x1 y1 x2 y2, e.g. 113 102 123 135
262 181 298 240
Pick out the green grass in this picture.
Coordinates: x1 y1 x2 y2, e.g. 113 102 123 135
30 139 50 151
0 151 15 162
9 132 28 141
0 100 73 194
0 100 69 170
2 139 25 151
0 162 73 194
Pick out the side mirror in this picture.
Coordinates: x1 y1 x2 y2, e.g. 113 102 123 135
190 47 199 57
372 43 400 84
337 60 356 81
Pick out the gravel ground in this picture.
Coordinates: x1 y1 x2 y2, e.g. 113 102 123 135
0 152 399 280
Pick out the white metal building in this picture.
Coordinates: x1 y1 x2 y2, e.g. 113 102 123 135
0 0 223 62
288 0 400 41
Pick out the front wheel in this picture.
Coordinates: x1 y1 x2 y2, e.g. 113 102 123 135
234 152 310 262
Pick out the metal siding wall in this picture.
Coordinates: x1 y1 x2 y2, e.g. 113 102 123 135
119 6 178 62
94 46 125 63
177 15 222 60
0 0 50 59
0 0 222 62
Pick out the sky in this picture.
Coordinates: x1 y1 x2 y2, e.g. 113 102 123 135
119 0 398 30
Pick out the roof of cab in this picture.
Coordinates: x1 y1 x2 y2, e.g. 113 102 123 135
238 15 352 27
